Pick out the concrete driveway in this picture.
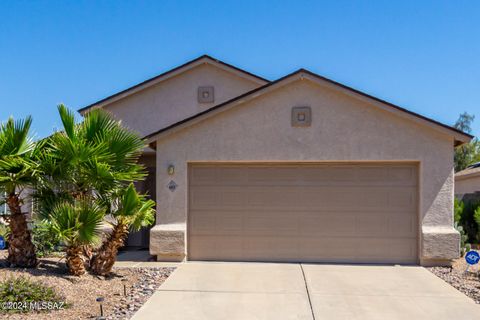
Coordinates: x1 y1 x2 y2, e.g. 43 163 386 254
132 262 479 320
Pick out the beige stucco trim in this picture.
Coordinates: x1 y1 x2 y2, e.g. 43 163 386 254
147 72 471 145
81 57 268 114
417 160 423 264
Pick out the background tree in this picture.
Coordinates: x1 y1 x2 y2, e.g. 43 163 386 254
453 112 480 172
0 116 39 267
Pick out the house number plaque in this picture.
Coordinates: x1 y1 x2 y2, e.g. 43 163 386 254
167 180 178 192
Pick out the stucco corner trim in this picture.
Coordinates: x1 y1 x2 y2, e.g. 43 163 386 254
150 223 186 261
421 226 460 261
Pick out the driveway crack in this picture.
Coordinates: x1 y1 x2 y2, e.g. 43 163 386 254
300 264 316 320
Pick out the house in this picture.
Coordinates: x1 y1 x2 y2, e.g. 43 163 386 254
79 55 472 266
455 163 480 199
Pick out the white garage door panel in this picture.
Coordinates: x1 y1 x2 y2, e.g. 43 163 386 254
188 164 418 263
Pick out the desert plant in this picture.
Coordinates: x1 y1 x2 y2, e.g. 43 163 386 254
37 105 145 198
455 222 469 256
0 116 40 267
465 243 472 253
31 221 61 257
0 276 66 313
454 198 471 255
0 223 9 240
49 200 104 276
35 105 147 273
91 184 155 275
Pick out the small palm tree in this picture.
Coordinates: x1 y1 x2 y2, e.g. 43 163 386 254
36 105 145 204
91 184 155 275
49 199 104 276
0 116 39 267
36 105 147 272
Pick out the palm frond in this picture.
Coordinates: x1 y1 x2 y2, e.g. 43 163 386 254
57 104 77 141
111 184 156 232
0 156 39 193
0 116 34 157
81 109 118 142
129 198 155 232
50 202 78 245
120 183 141 217
77 200 104 245
49 199 105 247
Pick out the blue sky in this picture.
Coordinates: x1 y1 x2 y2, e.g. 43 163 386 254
0 1 479 138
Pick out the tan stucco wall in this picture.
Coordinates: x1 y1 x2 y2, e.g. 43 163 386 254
152 78 458 264
455 175 480 196
102 63 261 136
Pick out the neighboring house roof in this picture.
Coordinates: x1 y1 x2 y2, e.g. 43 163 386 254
456 164 480 180
78 55 269 114
144 68 473 146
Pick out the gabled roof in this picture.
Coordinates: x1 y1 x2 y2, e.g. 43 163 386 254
78 55 269 114
456 162 480 180
144 68 473 147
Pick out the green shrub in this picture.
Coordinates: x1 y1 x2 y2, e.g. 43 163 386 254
456 199 480 244
0 276 67 313
31 221 61 257
475 206 480 242
0 223 9 240
454 198 464 223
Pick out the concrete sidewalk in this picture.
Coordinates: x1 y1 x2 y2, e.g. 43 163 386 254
114 250 179 268
132 262 480 320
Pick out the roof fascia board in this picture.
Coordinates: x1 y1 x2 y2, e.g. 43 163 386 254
455 171 480 180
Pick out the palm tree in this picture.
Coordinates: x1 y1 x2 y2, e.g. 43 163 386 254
91 184 155 275
38 105 145 199
0 116 39 267
49 199 104 276
36 104 147 273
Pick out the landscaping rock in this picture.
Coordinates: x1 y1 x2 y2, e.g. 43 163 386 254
0 251 174 319
427 251 480 304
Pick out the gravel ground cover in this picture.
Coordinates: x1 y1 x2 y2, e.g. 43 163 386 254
428 252 480 304
0 250 174 319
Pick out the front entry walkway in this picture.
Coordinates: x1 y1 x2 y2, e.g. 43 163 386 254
132 262 479 320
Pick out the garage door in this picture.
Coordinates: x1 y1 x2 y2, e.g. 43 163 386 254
188 163 418 264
